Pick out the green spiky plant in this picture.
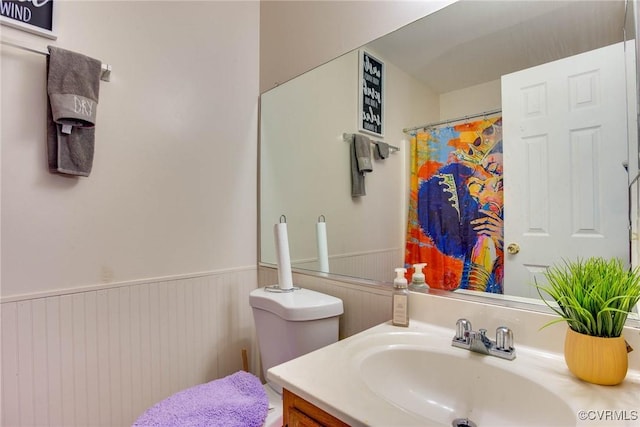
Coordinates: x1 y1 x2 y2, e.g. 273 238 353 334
535 257 640 338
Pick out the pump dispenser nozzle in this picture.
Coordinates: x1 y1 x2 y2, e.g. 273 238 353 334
394 268 407 287
409 263 429 292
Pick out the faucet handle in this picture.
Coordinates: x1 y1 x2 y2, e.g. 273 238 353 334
455 318 472 340
496 326 514 351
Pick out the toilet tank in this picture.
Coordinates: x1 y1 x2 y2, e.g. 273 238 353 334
249 287 343 388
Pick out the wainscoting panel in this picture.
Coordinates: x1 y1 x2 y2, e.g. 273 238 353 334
1 268 258 427
258 266 392 338
292 248 402 283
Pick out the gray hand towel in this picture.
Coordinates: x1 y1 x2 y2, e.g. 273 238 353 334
373 141 390 159
354 134 373 172
349 134 366 197
47 46 102 177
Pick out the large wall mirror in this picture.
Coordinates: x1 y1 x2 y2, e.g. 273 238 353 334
260 0 639 314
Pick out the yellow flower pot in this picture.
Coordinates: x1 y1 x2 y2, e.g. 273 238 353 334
564 328 628 386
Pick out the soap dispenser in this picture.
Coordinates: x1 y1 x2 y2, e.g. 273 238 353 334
409 263 430 292
392 268 409 327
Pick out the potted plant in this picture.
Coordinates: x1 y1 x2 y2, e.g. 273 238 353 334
535 257 640 385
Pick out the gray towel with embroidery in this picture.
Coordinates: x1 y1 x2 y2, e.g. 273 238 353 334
354 134 373 172
349 134 371 197
47 46 101 177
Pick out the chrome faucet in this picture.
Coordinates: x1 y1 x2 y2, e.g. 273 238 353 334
451 318 516 360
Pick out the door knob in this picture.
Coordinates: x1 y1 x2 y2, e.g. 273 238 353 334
507 243 520 254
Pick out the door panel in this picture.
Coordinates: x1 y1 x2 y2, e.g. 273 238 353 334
502 42 629 297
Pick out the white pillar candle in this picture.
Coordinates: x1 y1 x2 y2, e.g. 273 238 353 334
316 221 329 273
274 222 293 290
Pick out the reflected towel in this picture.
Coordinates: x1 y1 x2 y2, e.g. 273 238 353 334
354 134 373 172
373 141 390 159
132 371 268 427
47 46 102 177
349 134 365 197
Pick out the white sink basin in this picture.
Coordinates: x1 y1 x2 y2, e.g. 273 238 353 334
268 320 640 427
357 343 575 426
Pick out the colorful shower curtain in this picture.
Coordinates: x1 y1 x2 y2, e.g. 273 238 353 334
404 117 504 293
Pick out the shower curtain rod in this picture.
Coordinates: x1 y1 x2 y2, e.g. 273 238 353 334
402 108 502 134
1 37 112 82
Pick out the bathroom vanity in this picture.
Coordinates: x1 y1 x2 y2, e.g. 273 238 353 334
283 389 349 427
268 292 640 426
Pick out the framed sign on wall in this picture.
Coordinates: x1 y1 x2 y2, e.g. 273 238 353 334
358 50 384 137
0 0 56 39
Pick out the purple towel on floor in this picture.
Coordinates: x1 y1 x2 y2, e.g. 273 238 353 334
132 371 268 427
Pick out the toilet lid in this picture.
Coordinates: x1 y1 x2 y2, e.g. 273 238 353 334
249 287 343 321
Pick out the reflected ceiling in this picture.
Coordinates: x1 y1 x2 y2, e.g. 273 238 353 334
367 1 627 93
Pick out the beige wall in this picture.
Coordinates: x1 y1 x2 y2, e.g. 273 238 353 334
1 1 259 299
440 79 501 119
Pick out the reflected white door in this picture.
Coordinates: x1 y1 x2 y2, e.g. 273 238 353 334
502 42 629 298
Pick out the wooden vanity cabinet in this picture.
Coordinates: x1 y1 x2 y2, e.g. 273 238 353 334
283 388 350 427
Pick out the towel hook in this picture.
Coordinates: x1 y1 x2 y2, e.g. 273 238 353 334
318 215 326 223
279 215 287 223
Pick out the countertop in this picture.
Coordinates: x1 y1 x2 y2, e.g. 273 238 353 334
267 318 640 426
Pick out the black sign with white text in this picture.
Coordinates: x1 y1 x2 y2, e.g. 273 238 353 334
359 51 384 137
1 0 54 34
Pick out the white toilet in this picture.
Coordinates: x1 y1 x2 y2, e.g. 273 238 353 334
249 286 343 427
